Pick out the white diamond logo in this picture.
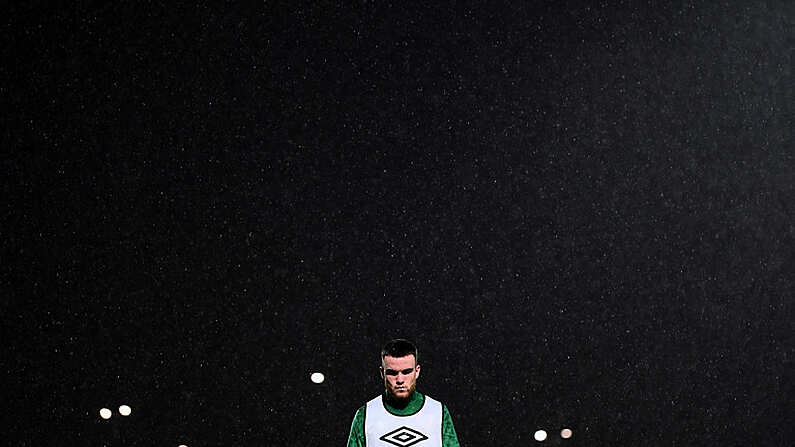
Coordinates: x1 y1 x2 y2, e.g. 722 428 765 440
379 426 429 447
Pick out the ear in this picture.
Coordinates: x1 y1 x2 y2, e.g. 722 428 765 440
379 366 384 380
415 364 421 379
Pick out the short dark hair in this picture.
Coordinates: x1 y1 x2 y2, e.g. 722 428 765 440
381 339 419 363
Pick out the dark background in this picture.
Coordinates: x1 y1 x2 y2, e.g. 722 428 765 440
3 1 793 445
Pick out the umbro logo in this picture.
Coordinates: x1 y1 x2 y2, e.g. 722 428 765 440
379 426 429 447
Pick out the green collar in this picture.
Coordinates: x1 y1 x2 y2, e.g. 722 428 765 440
383 391 425 416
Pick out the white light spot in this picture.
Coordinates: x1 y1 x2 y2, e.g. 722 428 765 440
534 430 547 441
119 405 131 416
561 428 573 439
99 408 112 419
178 445 188 447
310 372 325 384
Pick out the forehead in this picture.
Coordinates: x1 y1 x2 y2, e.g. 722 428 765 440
382 354 416 369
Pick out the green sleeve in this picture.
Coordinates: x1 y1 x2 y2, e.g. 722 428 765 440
346 405 366 447
442 405 461 447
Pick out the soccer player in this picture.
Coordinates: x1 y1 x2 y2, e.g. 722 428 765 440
346 339 461 446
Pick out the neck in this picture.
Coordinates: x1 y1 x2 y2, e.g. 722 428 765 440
384 389 422 408
382 390 424 416
385 391 413 409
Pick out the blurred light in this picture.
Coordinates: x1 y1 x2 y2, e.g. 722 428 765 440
310 372 325 384
99 408 112 419
561 428 573 439
178 445 188 447
534 430 547 441
119 405 131 416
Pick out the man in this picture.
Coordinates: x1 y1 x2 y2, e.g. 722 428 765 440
346 339 460 447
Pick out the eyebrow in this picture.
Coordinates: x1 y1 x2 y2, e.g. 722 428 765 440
384 368 415 375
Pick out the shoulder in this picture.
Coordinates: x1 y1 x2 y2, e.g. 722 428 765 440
350 404 366 428
362 394 384 416
351 404 366 420
422 394 453 411
423 395 455 419
365 394 382 410
348 405 367 442
421 393 441 406
419 394 443 413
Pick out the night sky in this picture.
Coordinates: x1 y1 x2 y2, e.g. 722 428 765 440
4 1 793 446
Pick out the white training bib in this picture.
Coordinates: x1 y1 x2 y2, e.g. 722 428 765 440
364 394 443 447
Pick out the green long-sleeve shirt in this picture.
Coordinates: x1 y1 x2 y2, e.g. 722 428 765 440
346 391 460 447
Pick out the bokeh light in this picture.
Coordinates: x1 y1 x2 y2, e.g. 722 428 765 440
534 429 547 441
99 408 111 419
310 372 325 384
119 405 131 416
561 428 573 439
